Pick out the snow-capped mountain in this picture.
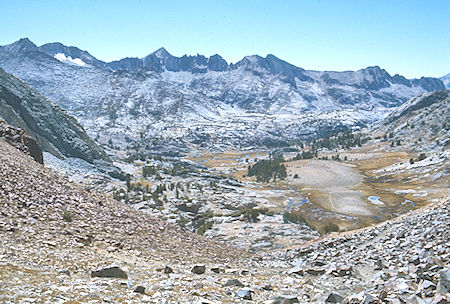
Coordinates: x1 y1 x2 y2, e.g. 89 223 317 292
0 38 445 152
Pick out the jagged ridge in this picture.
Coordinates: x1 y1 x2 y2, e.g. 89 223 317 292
0 38 446 151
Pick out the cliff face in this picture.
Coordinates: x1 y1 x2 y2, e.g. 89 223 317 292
0 117 43 163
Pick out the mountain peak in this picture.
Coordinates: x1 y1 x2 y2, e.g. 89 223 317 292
152 47 172 59
440 73 450 89
3 38 39 53
39 42 104 68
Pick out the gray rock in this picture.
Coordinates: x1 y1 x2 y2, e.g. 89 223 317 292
326 292 344 303
211 267 224 273
133 286 145 294
363 294 377 304
241 269 250 275
164 266 173 274
236 288 253 300
223 279 244 287
271 295 299 304
409 255 420 265
191 265 206 274
306 267 326 276
91 266 128 279
440 268 450 292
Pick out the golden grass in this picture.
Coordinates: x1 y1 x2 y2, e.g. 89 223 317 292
187 148 449 232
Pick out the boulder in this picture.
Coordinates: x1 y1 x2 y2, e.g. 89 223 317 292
191 265 206 274
223 279 244 287
0 118 43 164
211 267 224 273
91 266 128 279
271 295 300 304
236 288 253 300
133 286 145 294
326 292 344 303
363 294 378 304
164 266 173 274
306 267 326 276
440 268 450 292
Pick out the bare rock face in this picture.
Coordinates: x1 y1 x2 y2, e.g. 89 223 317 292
0 66 107 164
0 117 43 163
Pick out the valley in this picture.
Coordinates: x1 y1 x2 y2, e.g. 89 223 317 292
0 37 448 303
189 144 448 232
105 136 448 255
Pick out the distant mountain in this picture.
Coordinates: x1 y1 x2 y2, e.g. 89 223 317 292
0 38 446 152
379 90 450 151
0 66 124 178
39 41 106 68
441 73 450 89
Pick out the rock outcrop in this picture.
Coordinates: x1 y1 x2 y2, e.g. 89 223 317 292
0 117 42 163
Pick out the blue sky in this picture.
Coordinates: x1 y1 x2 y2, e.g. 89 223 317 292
1 0 449 78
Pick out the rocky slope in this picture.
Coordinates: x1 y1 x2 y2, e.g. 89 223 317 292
377 90 449 151
0 38 445 152
266 196 449 303
0 138 244 263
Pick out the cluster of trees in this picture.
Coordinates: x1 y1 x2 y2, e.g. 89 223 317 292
310 131 370 151
293 151 316 160
247 157 287 182
230 207 274 222
125 152 165 163
143 166 158 177
142 163 198 178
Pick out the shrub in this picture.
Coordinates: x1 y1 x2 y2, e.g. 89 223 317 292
177 215 189 228
283 211 307 224
244 208 260 222
321 222 339 234
197 221 213 235
62 210 73 222
230 207 273 222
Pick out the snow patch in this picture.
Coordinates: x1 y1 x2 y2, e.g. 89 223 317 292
54 53 86 66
